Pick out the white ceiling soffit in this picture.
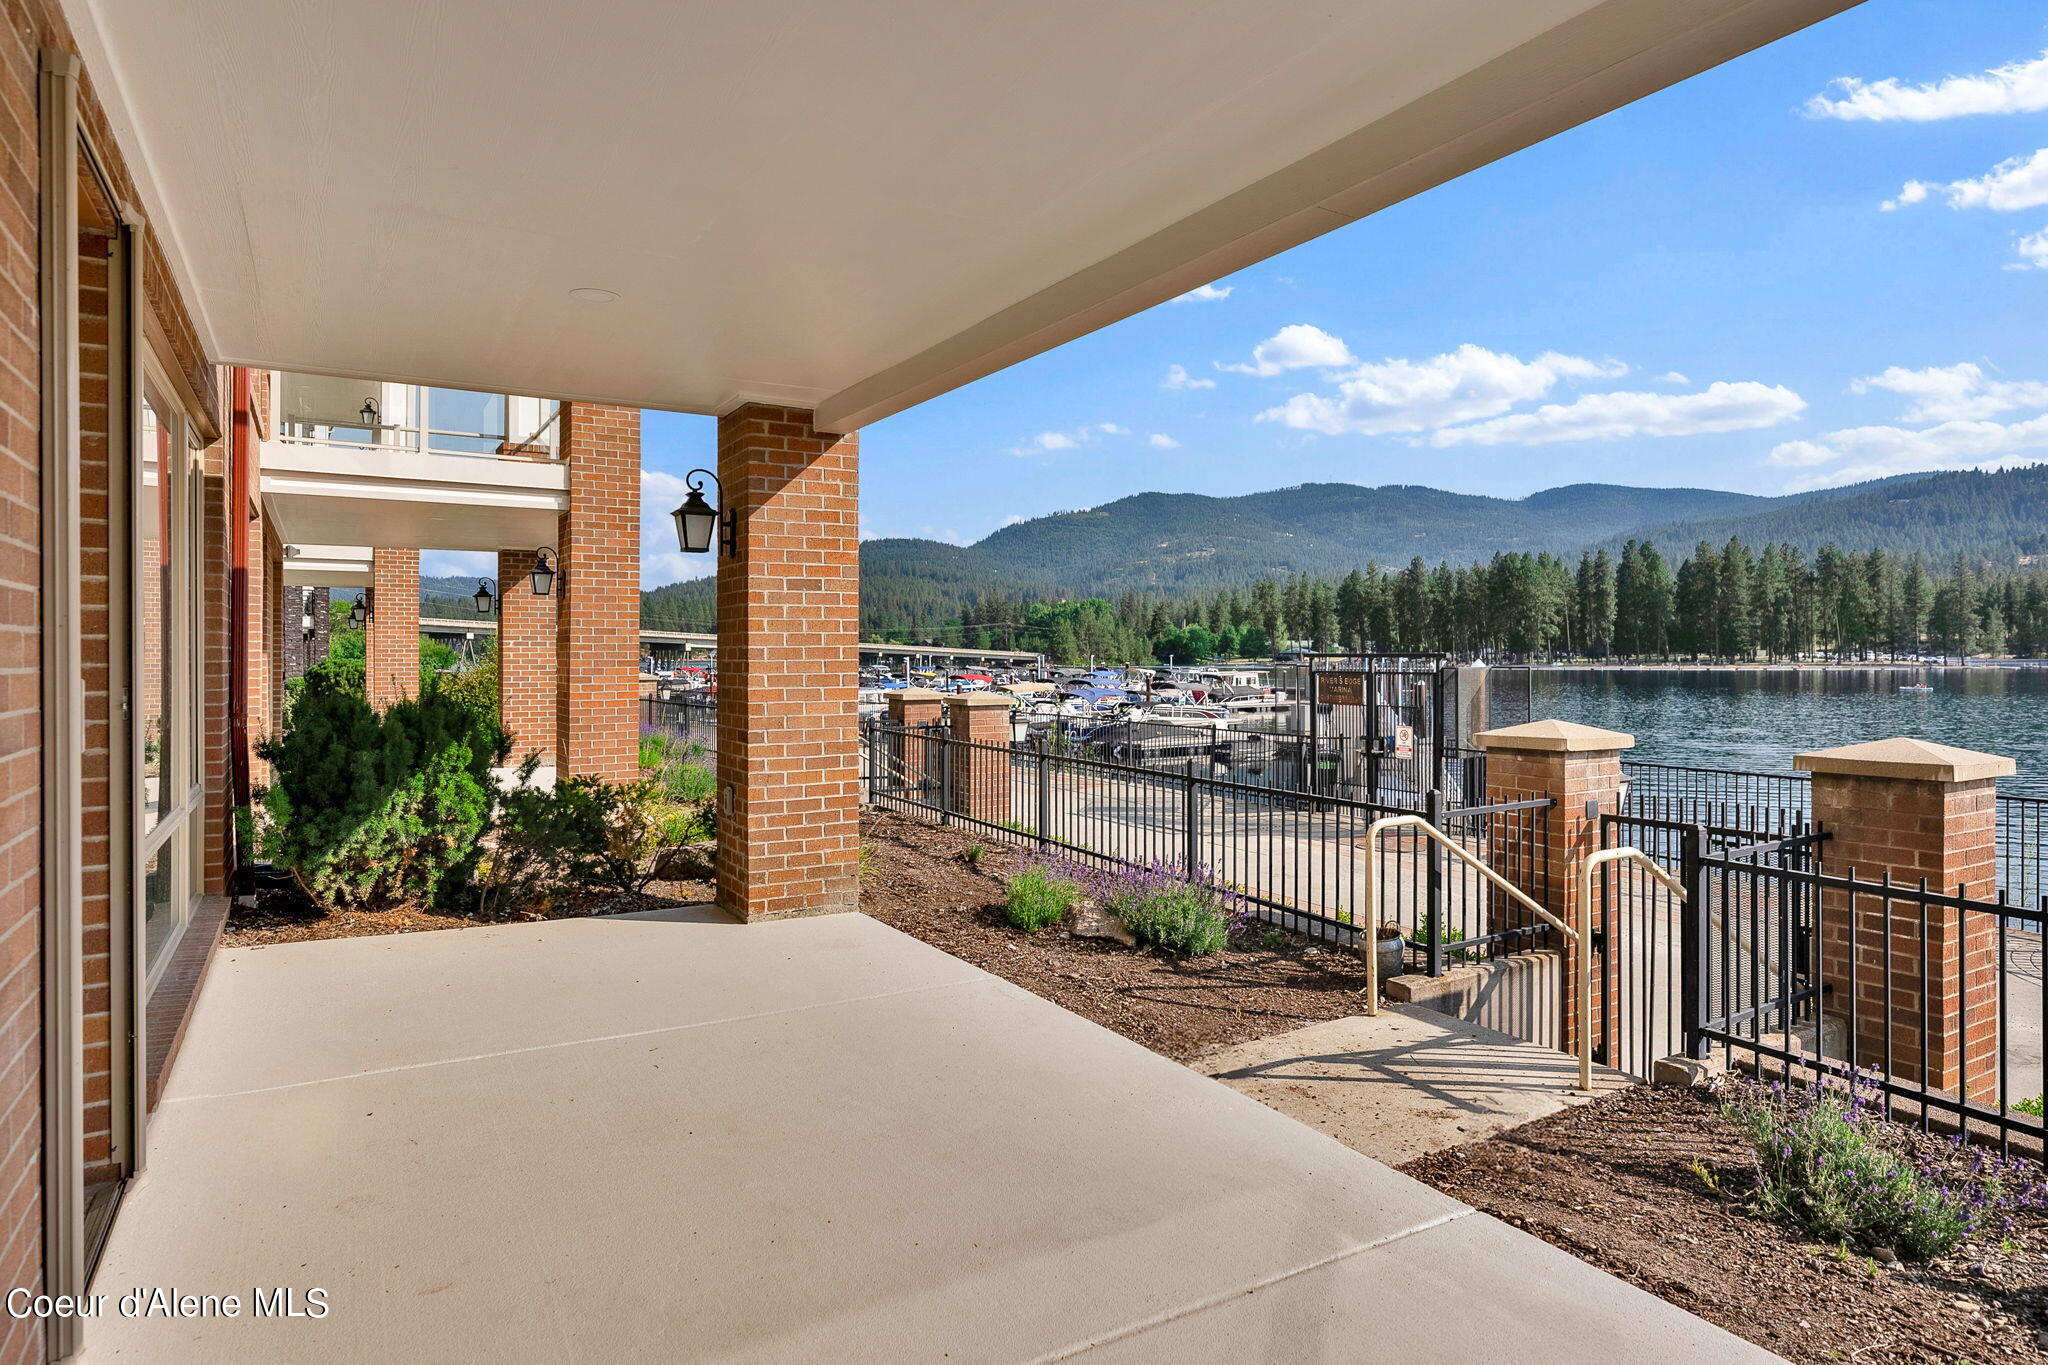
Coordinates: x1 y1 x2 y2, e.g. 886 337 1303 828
70 0 1856 432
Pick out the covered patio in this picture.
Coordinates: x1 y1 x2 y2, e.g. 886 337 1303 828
84 908 1769 1363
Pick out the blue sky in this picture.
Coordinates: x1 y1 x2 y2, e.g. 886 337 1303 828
475 2 2048 590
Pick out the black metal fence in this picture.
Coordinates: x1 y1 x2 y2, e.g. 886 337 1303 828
1594 809 2045 1151
1623 757 2048 910
861 718 1551 965
642 695 717 754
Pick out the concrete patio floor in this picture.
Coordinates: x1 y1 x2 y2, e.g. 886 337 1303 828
82 907 1778 1363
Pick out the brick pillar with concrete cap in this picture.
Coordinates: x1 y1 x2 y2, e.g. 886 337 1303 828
885 688 943 795
715 404 860 922
1473 719 1635 1063
366 547 420 709
943 694 1014 825
1795 737 2012 1101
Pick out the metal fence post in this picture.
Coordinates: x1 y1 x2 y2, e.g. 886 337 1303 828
1680 823 1710 1060
1034 736 1051 849
1424 788 1445 977
939 731 954 826
1183 760 1200 878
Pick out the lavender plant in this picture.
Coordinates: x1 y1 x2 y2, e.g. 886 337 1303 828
1725 1071 2048 1261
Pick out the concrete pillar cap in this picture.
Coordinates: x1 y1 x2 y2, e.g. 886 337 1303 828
943 692 1016 708
1794 737 2015 784
889 688 944 701
1473 719 1635 753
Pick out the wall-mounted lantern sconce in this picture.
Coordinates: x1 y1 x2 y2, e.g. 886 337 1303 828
473 577 499 615
351 592 371 627
359 396 381 428
673 469 736 557
530 548 559 597
301 605 316 640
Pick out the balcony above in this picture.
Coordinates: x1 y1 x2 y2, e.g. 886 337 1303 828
259 438 568 553
280 543 373 589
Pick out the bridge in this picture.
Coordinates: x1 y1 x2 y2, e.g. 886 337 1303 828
418 618 1042 669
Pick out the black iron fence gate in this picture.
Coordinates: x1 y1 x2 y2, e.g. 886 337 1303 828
1599 810 2046 1152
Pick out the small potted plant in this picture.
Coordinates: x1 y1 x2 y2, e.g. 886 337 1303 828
1374 921 1406 985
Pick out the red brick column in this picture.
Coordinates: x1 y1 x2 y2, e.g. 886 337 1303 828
556 403 640 781
498 548 558 764
1476 719 1633 1064
885 688 942 794
943 694 1013 825
715 404 859 921
366 547 419 709
1796 739 2009 1103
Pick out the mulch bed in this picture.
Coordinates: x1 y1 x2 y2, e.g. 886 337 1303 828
1401 1085 2048 1364
223 879 710 946
857 808 1374 1062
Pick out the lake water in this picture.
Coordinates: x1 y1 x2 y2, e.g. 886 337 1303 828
1533 667 2048 798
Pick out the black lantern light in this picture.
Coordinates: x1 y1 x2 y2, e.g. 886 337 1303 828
301 605 316 640
473 577 499 615
359 396 381 428
529 548 559 597
673 468 736 557
350 593 370 627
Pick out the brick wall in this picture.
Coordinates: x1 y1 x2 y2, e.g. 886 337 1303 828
281 586 331 681
555 404 638 780
498 548 557 763
943 696 1011 823
714 405 859 921
76 230 113 1185
366 548 420 709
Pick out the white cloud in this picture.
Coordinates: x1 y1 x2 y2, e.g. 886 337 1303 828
1805 49 2048 122
1886 148 2048 213
1429 382 1805 448
1772 417 2048 488
1146 433 1180 449
1851 362 2048 421
1258 343 1625 436
1223 324 1357 377
2016 228 2048 269
1658 371 1690 385
1171 283 1233 303
1000 514 1027 527
1161 363 1215 391
1008 422 1140 457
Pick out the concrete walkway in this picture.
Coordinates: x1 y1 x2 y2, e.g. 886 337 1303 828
83 908 1777 1363
1200 1006 1631 1167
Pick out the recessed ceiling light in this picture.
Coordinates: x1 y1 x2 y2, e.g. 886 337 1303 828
568 287 620 303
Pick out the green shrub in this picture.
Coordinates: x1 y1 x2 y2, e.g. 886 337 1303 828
487 769 693 908
1005 865 1080 932
257 673 509 911
439 643 499 725
2013 1094 2045 1118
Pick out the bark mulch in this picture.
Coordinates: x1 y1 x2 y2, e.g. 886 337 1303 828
1400 1085 2048 1364
223 879 710 947
857 808 1374 1062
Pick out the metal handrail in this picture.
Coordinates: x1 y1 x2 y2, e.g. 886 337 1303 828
1362 815 1680 1091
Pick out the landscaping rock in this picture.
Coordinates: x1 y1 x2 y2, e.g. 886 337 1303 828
1651 1055 1724 1089
653 841 717 882
1068 903 1137 948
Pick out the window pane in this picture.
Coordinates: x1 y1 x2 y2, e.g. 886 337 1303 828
278 372 392 445
143 844 173 969
425 388 505 454
137 397 171 830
